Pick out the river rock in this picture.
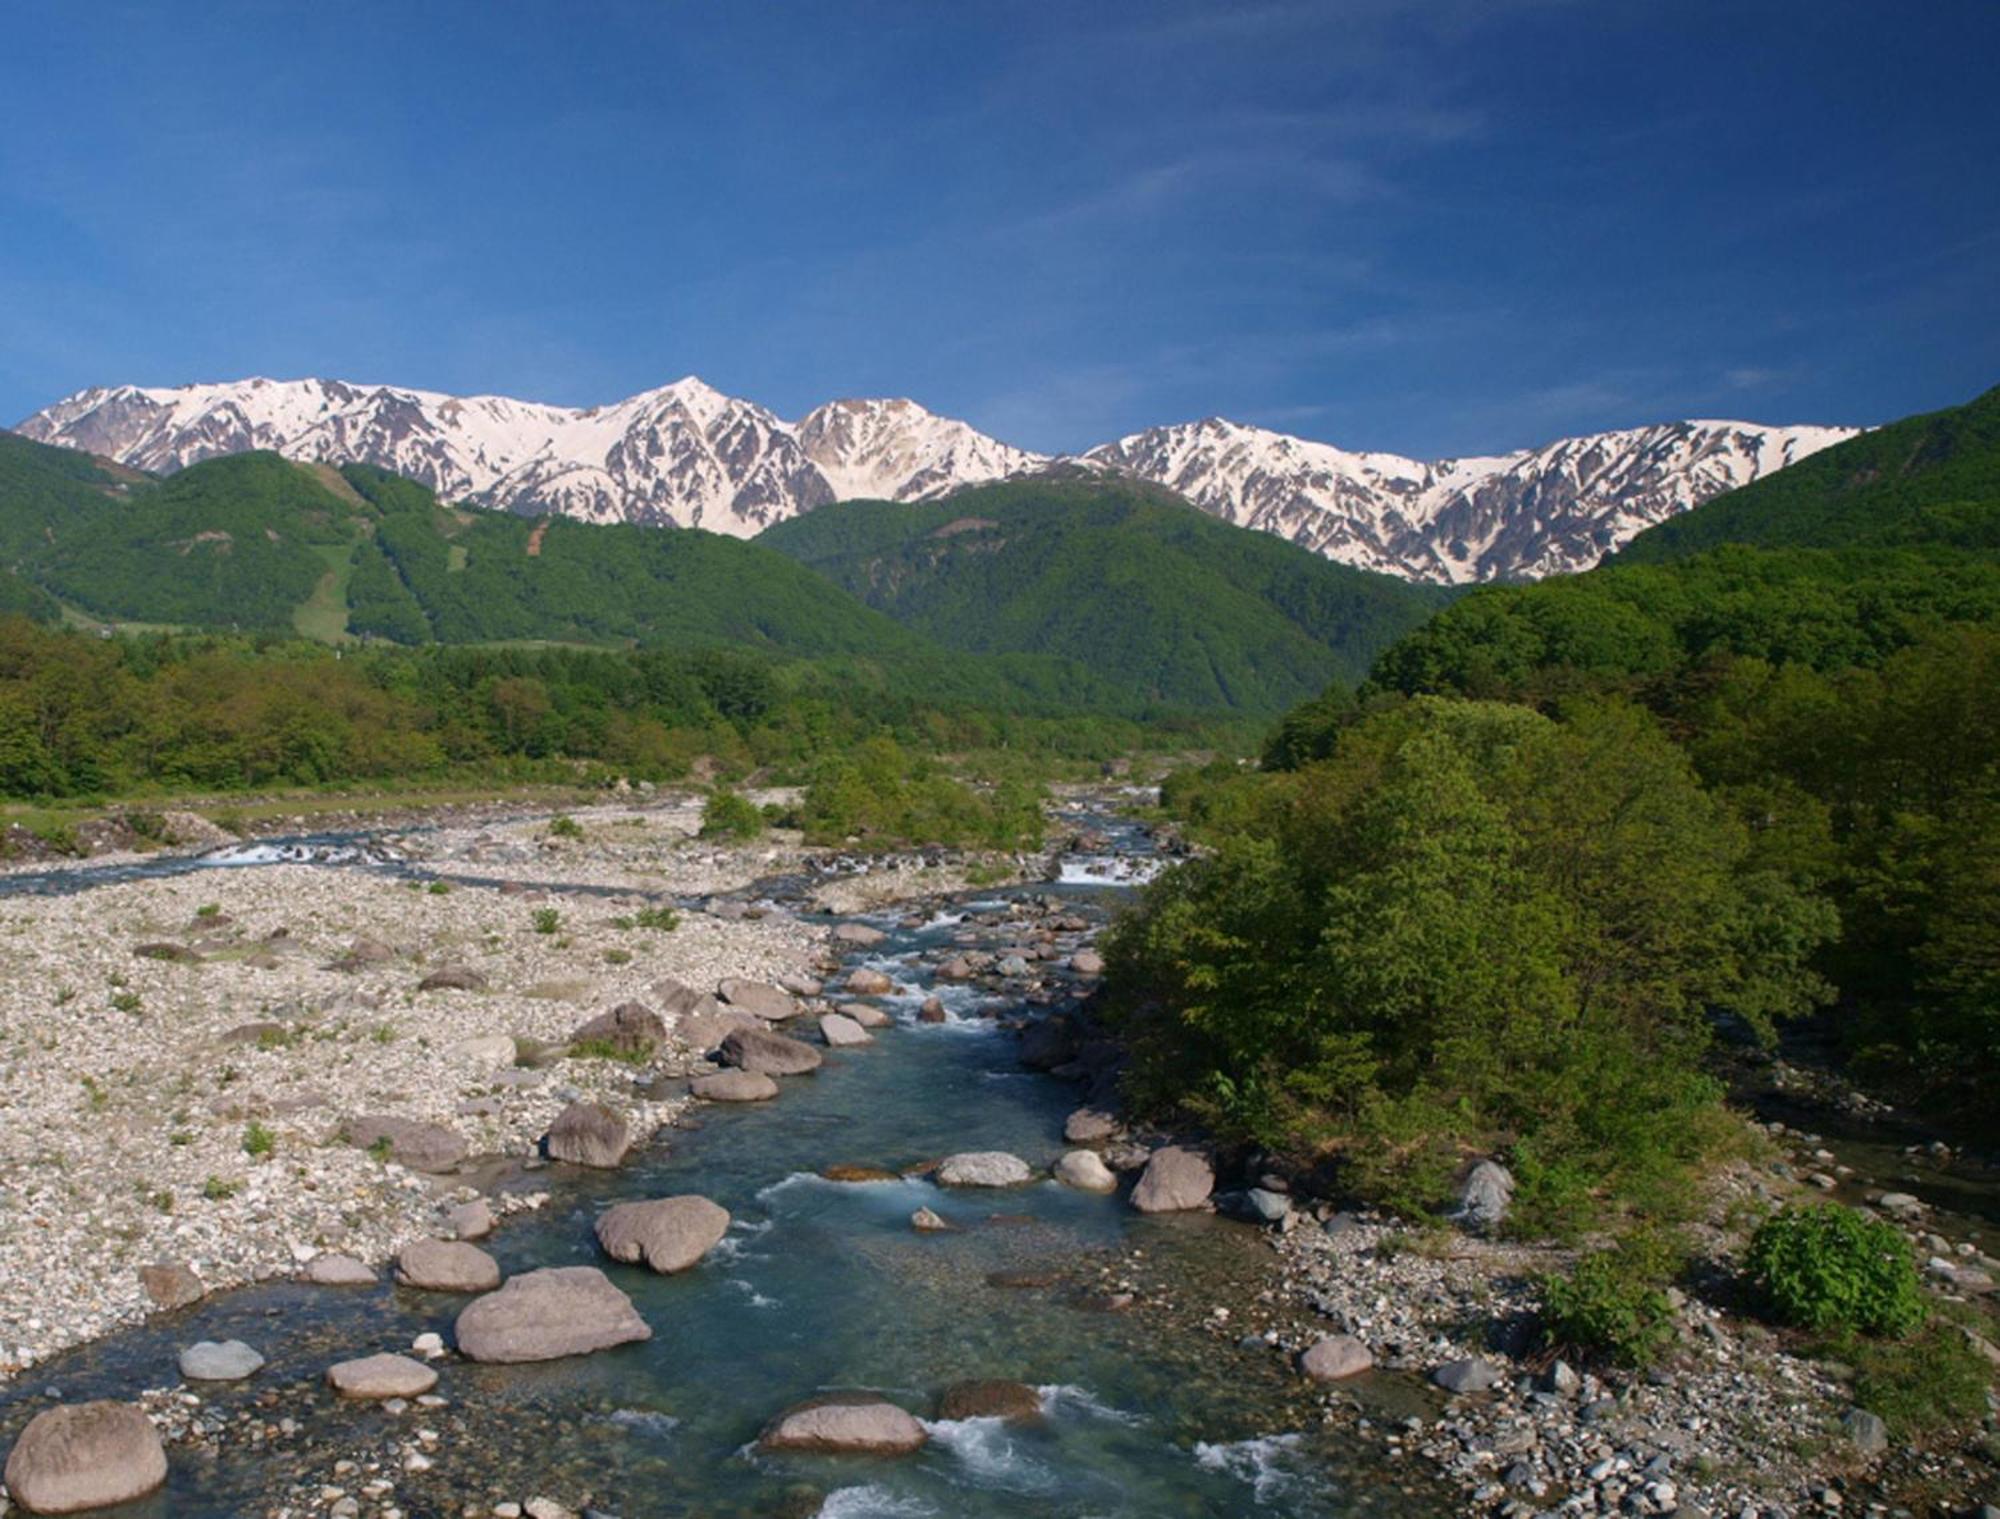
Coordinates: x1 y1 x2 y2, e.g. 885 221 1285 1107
1068 950 1105 976
138 1260 206 1310
719 1025 823 1076
819 1012 873 1047
327 1352 438 1399
595 1196 731 1274
1130 1147 1214 1213
846 967 894 996
937 957 974 981
454 1266 652 1363
779 973 825 998
545 1101 632 1168
937 1380 1045 1422
3 1401 167 1514
1063 1107 1120 1144
1842 1406 1888 1454
674 1005 759 1054
178 1339 265 1382
448 1199 496 1240
1454 1160 1514 1233
691 1069 779 1102
1018 1017 1079 1071
936 1151 1033 1187
1245 1187 1291 1223
1054 1150 1117 1192
417 965 488 993
759 1394 929 1456
304 1253 376 1285
396 1239 502 1292
917 998 947 1023
447 1033 517 1066
346 1115 468 1173
833 924 888 946
717 979 798 1022
1432 1357 1500 1395
839 1001 893 1028
652 977 724 1020
567 1002 666 1060
911 1207 952 1232
134 942 202 964
1300 1335 1373 1382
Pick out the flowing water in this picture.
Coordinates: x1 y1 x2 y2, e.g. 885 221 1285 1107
0 813 1449 1518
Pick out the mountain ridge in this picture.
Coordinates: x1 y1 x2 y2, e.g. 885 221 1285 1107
18 376 1856 583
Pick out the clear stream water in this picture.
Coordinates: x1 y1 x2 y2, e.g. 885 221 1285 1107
0 815 1450 1518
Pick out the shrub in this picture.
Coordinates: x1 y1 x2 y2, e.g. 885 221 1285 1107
1840 1321 1992 1434
1745 1204 1925 1336
1541 1231 1682 1368
242 1121 275 1158
531 907 561 935
548 814 584 840
202 1174 241 1201
699 788 766 842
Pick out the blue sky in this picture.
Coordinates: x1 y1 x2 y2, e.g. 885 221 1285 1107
1 0 1994 457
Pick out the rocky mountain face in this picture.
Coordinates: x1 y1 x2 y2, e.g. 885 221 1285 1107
18 377 1856 579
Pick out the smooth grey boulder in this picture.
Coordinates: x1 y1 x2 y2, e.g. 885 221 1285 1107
845 967 894 996
346 1115 468 1173
1299 1335 1373 1382
674 1005 760 1055
717 979 798 1022
179 1339 265 1382
454 1266 651 1363
1454 1160 1514 1233
304 1253 376 1285
396 1239 502 1292
1245 1187 1292 1223
719 1025 822 1076
567 1002 666 1060
3 1401 167 1514
1842 1406 1888 1455
691 1068 779 1102
819 1012 873 1048
1432 1357 1500 1395
545 1101 632 1168
326 1352 438 1399
936 1151 1033 1187
833 923 888 946
595 1196 731 1274
759 1394 929 1456
1063 1107 1119 1144
1130 1147 1214 1213
1054 1149 1118 1192
448 1199 495 1240
839 1002 893 1029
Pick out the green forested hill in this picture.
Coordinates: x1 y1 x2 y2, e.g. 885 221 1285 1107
1616 382 2000 562
756 474 1450 711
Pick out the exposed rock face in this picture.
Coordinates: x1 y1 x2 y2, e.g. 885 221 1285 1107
935 1151 1033 1187
567 1002 666 1060
395 1239 502 1292
345 1115 468 1173
454 1266 652 1364
326 1352 438 1399
1300 1335 1374 1382
595 1195 731 1274
1129 1147 1215 1213
758 1394 929 1456
3 1401 167 1514
690 1069 779 1102
544 1101 632 1168
718 1025 823 1076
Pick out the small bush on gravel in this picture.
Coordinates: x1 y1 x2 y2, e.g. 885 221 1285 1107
1745 1204 1925 1336
202 1175 240 1201
532 907 561 935
548 815 584 840
1540 1230 1682 1368
1838 1319 1992 1434
242 1121 275 1158
700 787 766 842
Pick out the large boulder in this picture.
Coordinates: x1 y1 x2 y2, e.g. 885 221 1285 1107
1053 1150 1117 1193
545 1101 632 1168
719 1025 822 1077
690 1069 779 1102
4 1401 167 1514
819 1012 873 1048
567 1002 666 1060
396 1239 502 1292
454 1266 652 1364
758 1394 929 1456
1299 1335 1373 1382
1454 1160 1514 1233
1130 1147 1214 1213
935 1151 1033 1187
674 1005 760 1055
595 1196 731 1274
179 1339 265 1382
345 1115 468 1173
326 1352 438 1399
717 979 798 1022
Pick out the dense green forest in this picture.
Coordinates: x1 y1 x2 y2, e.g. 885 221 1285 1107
1123 383 2000 1192
756 474 1450 710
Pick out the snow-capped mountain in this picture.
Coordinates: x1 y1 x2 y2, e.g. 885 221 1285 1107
1083 416 1858 581
16 377 1857 580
